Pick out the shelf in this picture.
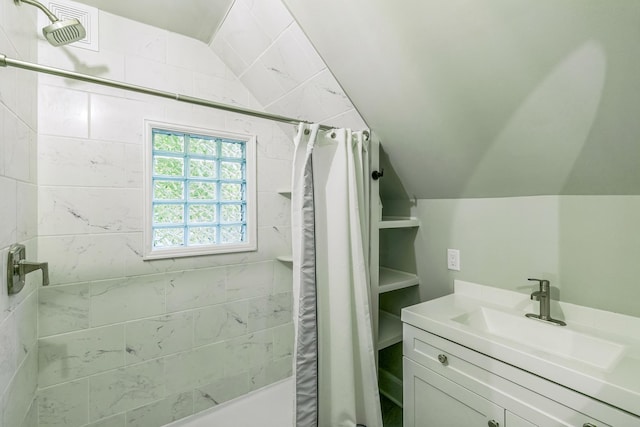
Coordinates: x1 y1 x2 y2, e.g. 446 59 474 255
379 368 403 408
378 310 402 350
378 216 419 229
379 267 419 294
276 255 293 262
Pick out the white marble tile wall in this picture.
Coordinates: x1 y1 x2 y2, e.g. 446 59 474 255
36 10 295 427
0 1 39 426
210 0 368 130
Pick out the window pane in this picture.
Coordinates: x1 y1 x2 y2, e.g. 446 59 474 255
188 204 216 223
221 141 243 158
221 183 242 201
220 225 244 244
153 133 184 153
154 156 184 177
189 137 217 156
188 226 217 245
153 204 184 225
189 159 217 178
188 182 217 200
221 204 243 223
153 227 184 247
154 181 184 200
221 162 243 180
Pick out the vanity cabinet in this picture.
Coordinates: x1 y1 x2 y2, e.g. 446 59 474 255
403 324 637 427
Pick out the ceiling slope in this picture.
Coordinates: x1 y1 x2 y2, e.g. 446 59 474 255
72 0 233 43
283 0 640 198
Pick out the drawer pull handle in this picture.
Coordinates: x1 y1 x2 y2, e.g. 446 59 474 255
583 424 597 427
437 354 448 365
488 420 499 427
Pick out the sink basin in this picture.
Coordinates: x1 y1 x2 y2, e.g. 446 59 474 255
452 307 626 370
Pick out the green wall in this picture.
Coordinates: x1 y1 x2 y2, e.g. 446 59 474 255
397 196 640 317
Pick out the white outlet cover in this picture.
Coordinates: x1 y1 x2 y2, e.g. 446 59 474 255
447 249 460 271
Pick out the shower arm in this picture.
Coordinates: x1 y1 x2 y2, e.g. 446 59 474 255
14 0 59 22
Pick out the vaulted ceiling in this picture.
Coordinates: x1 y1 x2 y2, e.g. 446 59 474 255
283 0 640 198
71 0 640 198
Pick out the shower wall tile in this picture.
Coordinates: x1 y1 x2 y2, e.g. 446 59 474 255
165 267 227 312
125 312 193 364
38 325 124 387
38 85 89 138
223 330 273 376
86 413 126 427
89 94 164 144
193 372 249 413
1 3 38 426
38 234 127 285
99 12 167 62
273 260 293 294
32 8 300 427
216 0 271 70
193 301 248 347
247 292 292 333
125 56 194 98
0 176 17 250
38 187 142 236
272 323 294 359
38 136 129 188
89 359 165 421
39 283 90 337
0 315 17 395
3 348 37 427
164 343 225 395
241 0 294 40
248 356 292 391
257 192 291 227
3 108 32 182
167 32 227 77
226 261 274 301
21 398 38 427
15 291 37 366
90 276 166 327
125 391 193 427
16 182 38 242
37 379 89 427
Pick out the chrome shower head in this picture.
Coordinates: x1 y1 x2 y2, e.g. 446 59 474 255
14 0 86 46
42 18 86 46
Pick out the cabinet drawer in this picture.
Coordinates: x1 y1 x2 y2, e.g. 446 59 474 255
403 357 504 427
403 324 614 427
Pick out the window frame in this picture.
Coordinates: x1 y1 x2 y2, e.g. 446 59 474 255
143 120 257 260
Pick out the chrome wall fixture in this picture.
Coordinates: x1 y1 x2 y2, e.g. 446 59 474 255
7 244 49 295
14 0 86 46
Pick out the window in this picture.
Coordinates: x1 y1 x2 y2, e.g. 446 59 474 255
143 121 256 259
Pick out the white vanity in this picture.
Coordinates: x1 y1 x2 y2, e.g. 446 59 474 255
402 280 640 427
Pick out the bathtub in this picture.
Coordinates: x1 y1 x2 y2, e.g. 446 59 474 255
167 378 294 427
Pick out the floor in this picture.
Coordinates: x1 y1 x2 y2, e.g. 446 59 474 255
381 395 403 427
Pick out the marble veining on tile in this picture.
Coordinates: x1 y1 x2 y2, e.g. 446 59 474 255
125 312 193 364
125 391 192 427
38 325 124 388
37 379 88 427
89 359 165 421
38 283 90 337
194 301 248 347
193 373 249 413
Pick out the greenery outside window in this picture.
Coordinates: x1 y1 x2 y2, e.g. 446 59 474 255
143 121 256 259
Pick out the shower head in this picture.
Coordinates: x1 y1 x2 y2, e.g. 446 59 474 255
14 0 86 46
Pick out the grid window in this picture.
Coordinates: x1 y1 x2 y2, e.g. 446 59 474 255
144 122 256 259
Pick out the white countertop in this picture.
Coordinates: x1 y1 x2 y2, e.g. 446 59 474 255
401 280 640 417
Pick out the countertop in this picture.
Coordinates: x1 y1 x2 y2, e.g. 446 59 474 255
401 280 640 417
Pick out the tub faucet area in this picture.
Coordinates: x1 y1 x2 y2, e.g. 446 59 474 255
525 278 566 326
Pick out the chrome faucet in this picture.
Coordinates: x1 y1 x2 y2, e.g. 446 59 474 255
525 278 566 326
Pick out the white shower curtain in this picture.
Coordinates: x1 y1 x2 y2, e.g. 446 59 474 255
291 123 382 427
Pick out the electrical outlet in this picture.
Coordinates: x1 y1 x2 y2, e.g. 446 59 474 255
447 249 460 271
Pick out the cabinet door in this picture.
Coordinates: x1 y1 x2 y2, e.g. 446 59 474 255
404 358 504 427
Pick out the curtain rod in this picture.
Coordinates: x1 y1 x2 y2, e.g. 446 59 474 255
0 53 334 131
